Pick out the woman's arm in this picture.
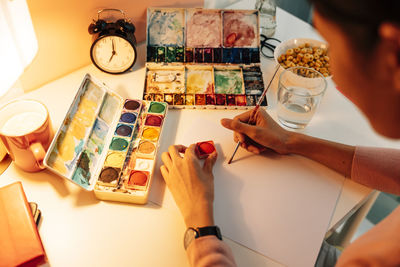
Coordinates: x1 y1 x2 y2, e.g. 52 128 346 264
221 109 400 194
221 108 355 177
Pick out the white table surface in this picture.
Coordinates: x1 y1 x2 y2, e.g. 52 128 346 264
2 2 399 267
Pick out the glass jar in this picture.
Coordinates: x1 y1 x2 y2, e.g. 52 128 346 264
255 0 277 37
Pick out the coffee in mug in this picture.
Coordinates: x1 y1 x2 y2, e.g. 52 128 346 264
0 99 53 172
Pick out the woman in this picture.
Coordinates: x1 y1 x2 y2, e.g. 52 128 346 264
160 0 400 266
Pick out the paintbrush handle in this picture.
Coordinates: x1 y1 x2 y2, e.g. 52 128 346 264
227 64 280 164
228 141 241 164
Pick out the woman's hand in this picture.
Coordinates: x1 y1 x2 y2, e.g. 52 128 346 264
221 108 293 155
160 144 218 228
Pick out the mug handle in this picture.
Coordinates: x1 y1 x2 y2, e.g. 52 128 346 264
29 142 46 169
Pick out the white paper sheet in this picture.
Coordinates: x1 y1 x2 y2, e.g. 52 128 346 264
150 110 344 267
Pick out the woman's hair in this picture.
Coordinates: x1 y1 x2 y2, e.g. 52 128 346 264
308 0 400 53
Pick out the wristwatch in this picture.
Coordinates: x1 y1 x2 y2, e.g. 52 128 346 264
184 226 222 250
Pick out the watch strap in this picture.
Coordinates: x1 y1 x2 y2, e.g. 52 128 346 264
196 226 222 240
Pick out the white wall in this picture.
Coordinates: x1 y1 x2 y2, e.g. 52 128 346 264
21 0 203 92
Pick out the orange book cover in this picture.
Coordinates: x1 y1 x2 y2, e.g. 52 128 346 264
0 182 46 267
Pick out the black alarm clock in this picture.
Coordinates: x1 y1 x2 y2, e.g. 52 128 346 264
88 9 137 74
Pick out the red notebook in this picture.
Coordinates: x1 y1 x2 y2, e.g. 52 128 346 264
0 182 46 267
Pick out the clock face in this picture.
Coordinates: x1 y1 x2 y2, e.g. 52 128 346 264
91 35 136 74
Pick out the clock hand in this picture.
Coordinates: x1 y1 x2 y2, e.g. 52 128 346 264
108 52 115 63
112 39 115 53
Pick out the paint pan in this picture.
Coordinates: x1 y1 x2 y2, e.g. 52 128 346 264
176 47 184 62
236 95 247 106
195 94 206 105
195 140 216 159
104 151 126 168
137 140 157 158
134 158 155 172
185 48 194 62
185 94 195 105
124 100 141 111
194 49 204 63
98 167 121 187
204 48 213 63
115 124 133 137
120 112 137 124
147 46 157 62
215 94 226 105
148 102 167 114
156 47 165 62
125 170 150 189
213 48 222 63
164 94 174 105
109 137 130 152
206 94 216 105
145 115 164 127
141 127 160 141
174 94 185 105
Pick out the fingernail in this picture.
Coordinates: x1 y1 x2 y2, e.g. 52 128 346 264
220 118 230 126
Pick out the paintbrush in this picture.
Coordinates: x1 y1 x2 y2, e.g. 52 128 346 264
227 64 280 164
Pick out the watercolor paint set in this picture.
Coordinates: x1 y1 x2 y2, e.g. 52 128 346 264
44 74 167 204
144 8 267 109
143 63 266 108
146 8 261 64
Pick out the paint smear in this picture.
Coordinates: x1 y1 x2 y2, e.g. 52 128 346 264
146 69 185 94
214 69 244 94
86 119 108 156
48 80 104 175
186 10 221 47
71 150 93 188
148 9 184 46
223 12 258 47
186 69 214 94
99 93 120 125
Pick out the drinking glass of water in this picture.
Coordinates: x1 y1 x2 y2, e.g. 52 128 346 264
255 0 277 37
277 66 327 129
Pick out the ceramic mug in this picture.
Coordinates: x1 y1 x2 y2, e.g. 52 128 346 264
0 99 54 172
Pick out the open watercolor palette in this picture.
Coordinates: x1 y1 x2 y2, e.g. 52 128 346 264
44 74 168 204
146 8 261 64
144 8 267 109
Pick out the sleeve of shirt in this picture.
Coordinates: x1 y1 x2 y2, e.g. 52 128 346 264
351 146 400 195
336 206 400 267
186 236 237 267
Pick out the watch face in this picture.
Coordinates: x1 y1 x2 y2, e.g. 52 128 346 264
91 35 136 74
184 228 197 250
